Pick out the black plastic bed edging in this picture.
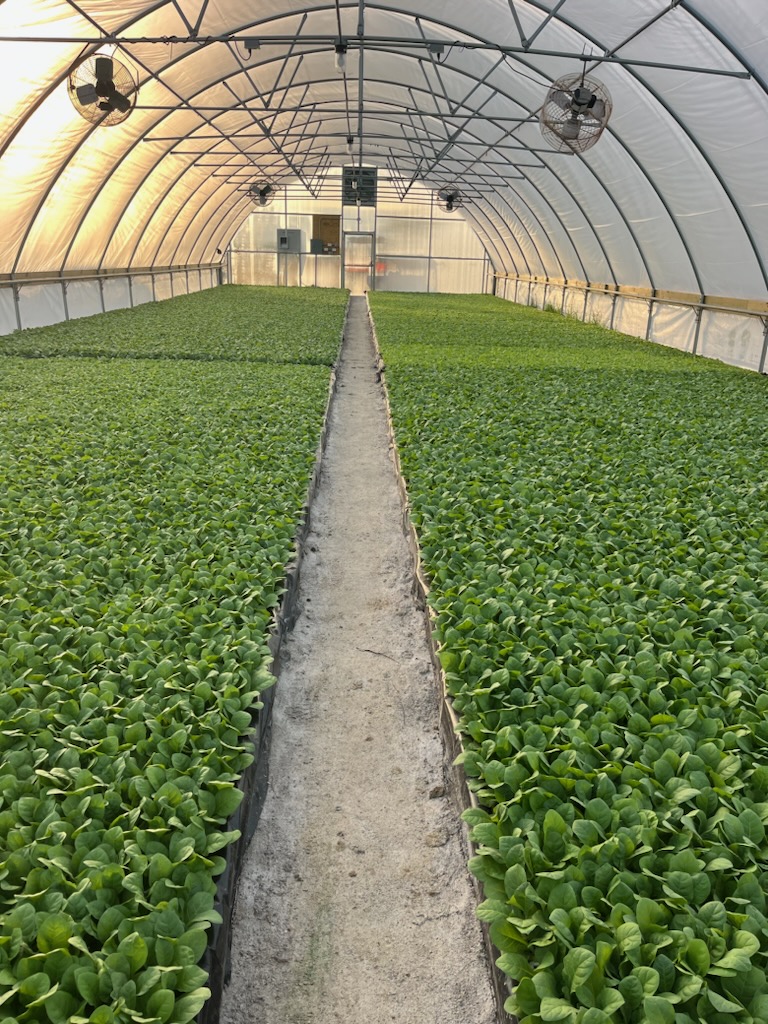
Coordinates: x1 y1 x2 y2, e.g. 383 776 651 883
194 306 347 1024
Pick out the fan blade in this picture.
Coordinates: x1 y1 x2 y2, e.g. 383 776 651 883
111 90 132 113
591 99 606 121
76 83 99 105
561 118 582 140
94 56 114 82
552 89 572 111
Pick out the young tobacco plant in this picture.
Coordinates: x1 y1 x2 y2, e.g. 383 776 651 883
371 291 768 1024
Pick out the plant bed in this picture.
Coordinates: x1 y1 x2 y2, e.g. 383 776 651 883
369 291 768 1024
0 286 347 366
0 286 347 1024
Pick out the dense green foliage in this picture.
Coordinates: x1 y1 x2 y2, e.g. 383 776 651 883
371 292 768 1024
0 287 346 1023
0 286 345 366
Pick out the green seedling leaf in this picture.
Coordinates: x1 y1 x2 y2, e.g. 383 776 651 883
563 948 596 992
643 996 675 1024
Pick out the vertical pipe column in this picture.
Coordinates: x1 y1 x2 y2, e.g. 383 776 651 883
645 291 656 340
692 296 705 355
12 283 22 331
61 280 70 322
426 191 434 294
759 318 768 375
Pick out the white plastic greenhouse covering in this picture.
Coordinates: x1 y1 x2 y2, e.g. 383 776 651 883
1 1 767 369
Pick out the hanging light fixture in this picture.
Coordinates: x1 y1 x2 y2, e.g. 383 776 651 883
334 43 347 73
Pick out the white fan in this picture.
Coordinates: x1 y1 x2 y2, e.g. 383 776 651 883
540 72 612 153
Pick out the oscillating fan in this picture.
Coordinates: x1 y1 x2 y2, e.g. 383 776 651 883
248 181 277 207
68 53 137 126
540 71 612 153
436 185 463 213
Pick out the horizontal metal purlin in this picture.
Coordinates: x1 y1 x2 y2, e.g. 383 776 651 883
0 33 751 78
162 135 572 155
135 105 538 124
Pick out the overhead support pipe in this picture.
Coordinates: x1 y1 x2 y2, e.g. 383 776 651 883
0 33 751 78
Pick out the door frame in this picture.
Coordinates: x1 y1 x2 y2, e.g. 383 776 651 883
341 230 376 292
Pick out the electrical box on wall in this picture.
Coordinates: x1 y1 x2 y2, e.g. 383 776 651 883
276 228 302 253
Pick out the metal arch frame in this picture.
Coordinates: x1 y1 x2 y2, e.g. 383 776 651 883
164 95 554 275
467 200 531 277
81 47 311 270
462 202 522 277
328 43 640 288
10 23 271 272
11 66 595 284
483 182 580 283
172 40 677 293
162 3 765 292
0 7 671 278
0 4 642 263
132 25 683 298
137 33 635 284
3 0 762 293
59 47 553 277
8 9 334 273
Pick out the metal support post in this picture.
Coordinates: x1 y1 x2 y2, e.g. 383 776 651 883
692 296 705 355
759 318 768 374
645 291 656 340
12 283 22 331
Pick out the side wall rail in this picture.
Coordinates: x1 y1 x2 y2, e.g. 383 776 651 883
495 275 768 375
0 265 224 335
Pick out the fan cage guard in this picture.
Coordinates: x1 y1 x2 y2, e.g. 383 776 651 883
68 51 138 127
540 72 612 154
436 185 464 212
249 181 278 206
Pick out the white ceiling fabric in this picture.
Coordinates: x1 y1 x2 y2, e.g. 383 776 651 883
0 0 766 300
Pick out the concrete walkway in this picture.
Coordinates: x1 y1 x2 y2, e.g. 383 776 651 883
220 296 496 1024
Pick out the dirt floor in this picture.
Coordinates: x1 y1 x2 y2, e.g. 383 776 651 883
220 297 497 1024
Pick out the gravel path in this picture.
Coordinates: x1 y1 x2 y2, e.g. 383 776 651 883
220 296 497 1024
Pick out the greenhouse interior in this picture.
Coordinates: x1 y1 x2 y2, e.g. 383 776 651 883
2 3 768 1024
